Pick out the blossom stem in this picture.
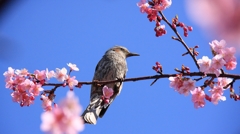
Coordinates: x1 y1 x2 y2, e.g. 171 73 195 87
159 11 200 70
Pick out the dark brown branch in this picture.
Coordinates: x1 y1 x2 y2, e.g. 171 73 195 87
159 11 200 70
43 72 240 87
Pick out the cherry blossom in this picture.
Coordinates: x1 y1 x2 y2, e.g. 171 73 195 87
179 79 195 96
137 0 149 13
67 76 78 90
225 60 237 70
209 85 226 105
41 94 53 111
29 84 44 96
222 47 236 62
15 68 29 76
211 55 226 69
191 87 205 109
169 75 183 92
20 79 34 91
41 91 84 134
67 63 79 71
186 0 240 50
154 0 172 11
55 68 68 82
11 91 35 107
209 40 226 54
207 66 221 77
46 68 55 80
102 85 114 99
34 70 47 81
217 77 232 88
3 67 15 79
197 56 212 72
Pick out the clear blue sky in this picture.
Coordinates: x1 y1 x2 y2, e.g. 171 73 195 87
0 1 239 134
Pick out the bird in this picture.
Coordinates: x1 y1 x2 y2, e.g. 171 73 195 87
81 46 139 124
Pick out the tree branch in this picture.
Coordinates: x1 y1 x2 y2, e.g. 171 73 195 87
159 11 200 70
43 72 240 87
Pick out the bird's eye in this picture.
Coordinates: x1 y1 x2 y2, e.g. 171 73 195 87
120 48 124 51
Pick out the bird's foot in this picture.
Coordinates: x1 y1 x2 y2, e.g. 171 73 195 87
93 80 102 87
116 77 124 82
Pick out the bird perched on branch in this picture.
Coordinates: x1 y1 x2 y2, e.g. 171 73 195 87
82 46 139 124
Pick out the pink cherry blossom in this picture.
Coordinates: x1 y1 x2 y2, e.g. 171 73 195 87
147 9 158 22
137 0 149 13
67 63 79 71
211 55 226 69
217 77 232 88
41 94 53 111
186 0 240 51
29 84 44 96
169 76 183 92
11 91 35 107
59 91 82 116
11 90 23 103
207 66 221 77
14 75 25 85
3 67 15 79
46 68 55 80
222 47 236 62
209 40 226 54
15 68 29 77
102 85 114 99
225 60 237 70
179 79 195 96
191 87 205 109
67 76 78 90
162 0 172 8
5 77 14 89
34 70 46 81
21 94 35 107
209 85 226 105
211 93 226 105
154 0 172 11
40 91 84 134
20 79 34 91
55 68 68 82
197 56 212 72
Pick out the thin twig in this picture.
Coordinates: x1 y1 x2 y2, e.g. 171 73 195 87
159 11 200 70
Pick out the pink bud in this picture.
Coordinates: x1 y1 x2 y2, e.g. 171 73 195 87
187 26 193 31
179 22 184 27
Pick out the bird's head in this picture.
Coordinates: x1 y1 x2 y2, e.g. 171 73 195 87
106 46 140 59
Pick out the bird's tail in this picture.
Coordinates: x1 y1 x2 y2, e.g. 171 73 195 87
81 96 103 125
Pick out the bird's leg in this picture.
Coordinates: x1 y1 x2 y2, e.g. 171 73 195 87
116 77 124 86
92 80 102 87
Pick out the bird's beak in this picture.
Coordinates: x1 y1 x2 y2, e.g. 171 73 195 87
127 52 140 57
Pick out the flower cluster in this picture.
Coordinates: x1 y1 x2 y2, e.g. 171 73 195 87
169 74 196 96
208 77 231 104
172 16 193 37
197 40 237 77
169 72 233 108
41 91 84 134
3 63 79 109
137 0 172 37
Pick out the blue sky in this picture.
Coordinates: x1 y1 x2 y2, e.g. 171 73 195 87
0 1 239 134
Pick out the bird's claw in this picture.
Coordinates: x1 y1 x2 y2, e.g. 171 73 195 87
116 77 124 82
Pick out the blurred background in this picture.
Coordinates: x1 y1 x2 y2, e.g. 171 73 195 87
0 0 239 134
